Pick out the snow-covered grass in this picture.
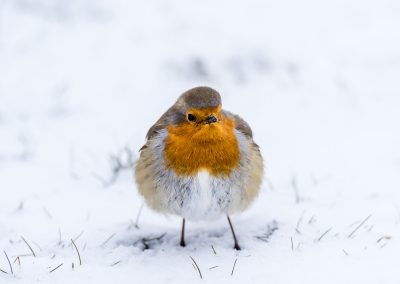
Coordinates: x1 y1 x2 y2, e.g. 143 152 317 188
1 0 400 283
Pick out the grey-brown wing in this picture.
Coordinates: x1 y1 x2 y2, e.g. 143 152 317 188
223 110 253 139
140 105 184 151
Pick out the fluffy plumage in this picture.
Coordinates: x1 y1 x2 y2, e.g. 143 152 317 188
135 86 263 221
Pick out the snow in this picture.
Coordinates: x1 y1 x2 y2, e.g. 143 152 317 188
1 0 400 283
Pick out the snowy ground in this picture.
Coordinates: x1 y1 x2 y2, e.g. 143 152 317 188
1 0 400 283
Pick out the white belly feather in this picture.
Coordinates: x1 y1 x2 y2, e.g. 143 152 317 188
175 171 243 221
181 171 217 221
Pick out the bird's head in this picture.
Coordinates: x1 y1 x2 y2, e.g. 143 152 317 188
173 86 222 130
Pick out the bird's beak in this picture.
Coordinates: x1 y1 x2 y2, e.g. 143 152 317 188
204 115 218 124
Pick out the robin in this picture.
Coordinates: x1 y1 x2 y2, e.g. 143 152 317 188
135 86 263 250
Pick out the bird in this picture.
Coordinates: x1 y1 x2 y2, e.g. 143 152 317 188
135 86 263 250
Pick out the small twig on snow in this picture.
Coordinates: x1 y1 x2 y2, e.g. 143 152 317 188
308 215 316 225
13 256 21 267
42 206 53 219
296 211 305 233
101 233 116 247
348 215 371 238
49 263 63 273
134 203 144 229
317 227 332 242
72 231 84 244
189 256 203 279
21 236 36 257
377 236 391 243
231 258 238 276
291 176 301 203
71 239 82 266
3 251 13 275
58 228 62 246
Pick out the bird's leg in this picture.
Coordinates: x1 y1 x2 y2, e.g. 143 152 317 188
180 218 186 247
227 216 241 250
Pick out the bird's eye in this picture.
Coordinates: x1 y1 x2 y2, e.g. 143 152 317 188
187 113 196 122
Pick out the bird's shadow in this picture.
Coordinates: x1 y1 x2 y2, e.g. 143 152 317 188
113 220 278 252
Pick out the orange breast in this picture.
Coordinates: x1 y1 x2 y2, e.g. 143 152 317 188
164 117 239 176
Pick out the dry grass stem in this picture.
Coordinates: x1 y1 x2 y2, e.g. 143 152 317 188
189 256 203 279
21 236 36 257
49 263 63 273
348 215 371 238
101 233 116 247
231 258 238 276
3 251 13 275
71 239 82 266
317 227 332 242
134 203 144 229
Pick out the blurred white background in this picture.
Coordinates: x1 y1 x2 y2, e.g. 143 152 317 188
1 0 400 283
